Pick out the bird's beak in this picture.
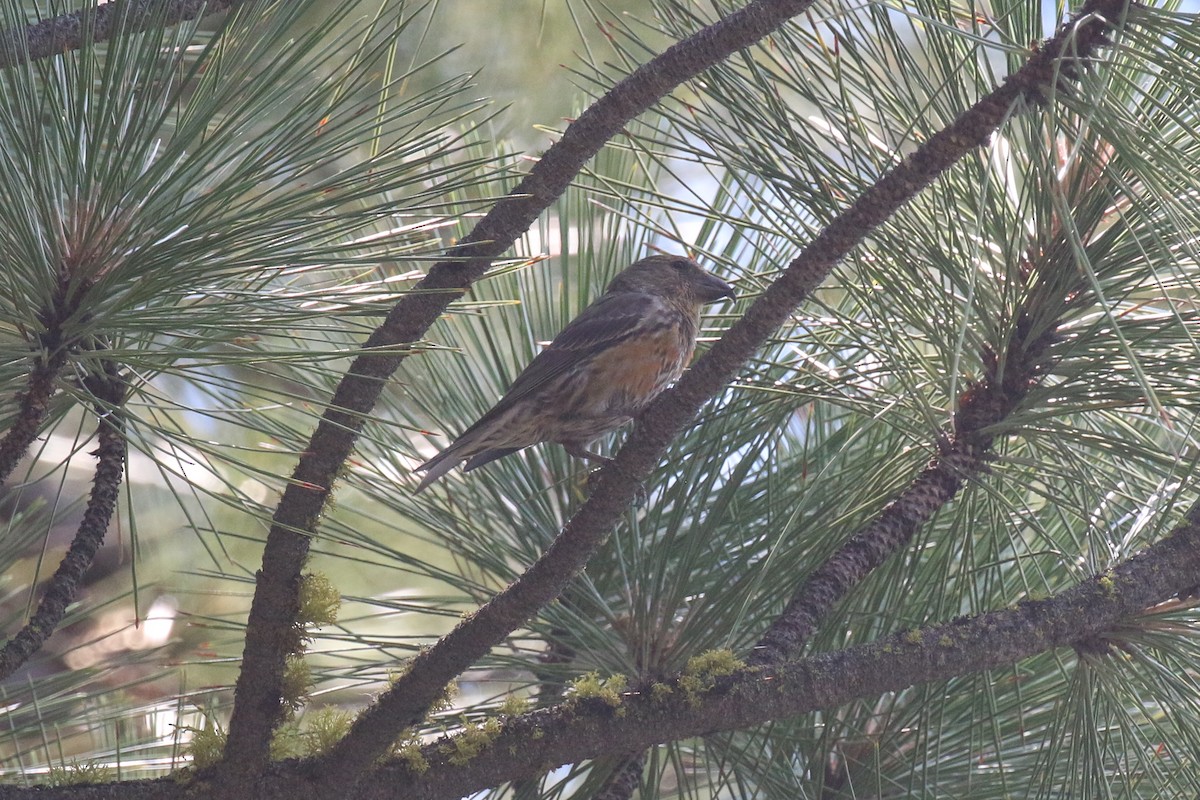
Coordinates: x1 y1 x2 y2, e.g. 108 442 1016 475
699 273 736 304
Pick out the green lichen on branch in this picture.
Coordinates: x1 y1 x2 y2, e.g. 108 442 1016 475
281 654 313 713
182 721 227 771
297 571 341 628
679 650 745 708
438 717 503 766
567 671 628 708
499 694 531 717
270 720 305 760
302 706 354 754
650 682 674 703
45 761 113 787
268 708 353 760
393 732 430 775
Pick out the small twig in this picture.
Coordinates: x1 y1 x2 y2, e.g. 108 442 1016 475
0 362 126 681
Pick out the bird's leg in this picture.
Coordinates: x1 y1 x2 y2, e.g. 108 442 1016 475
562 442 611 464
564 443 614 494
563 442 646 507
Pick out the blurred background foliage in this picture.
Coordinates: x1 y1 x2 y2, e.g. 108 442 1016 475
1 0 1200 797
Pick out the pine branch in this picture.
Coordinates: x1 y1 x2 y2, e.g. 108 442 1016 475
0 362 126 681
0 270 111 488
0 0 242 69
380 502 1200 800
10 499 1197 797
286 0 1131 789
751 236 1085 663
223 0 827 778
0 352 65 489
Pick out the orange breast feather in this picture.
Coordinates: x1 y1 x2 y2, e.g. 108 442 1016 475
586 328 690 408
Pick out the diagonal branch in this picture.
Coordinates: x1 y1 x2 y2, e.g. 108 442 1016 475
223 0 827 776
0 362 127 681
380 499 1200 800
303 0 1130 789
0 0 243 69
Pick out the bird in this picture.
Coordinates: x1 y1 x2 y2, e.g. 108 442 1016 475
414 254 736 493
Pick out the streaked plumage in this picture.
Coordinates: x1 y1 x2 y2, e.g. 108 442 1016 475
414 255 735 493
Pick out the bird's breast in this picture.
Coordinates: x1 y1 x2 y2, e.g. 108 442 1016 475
583 320 695 415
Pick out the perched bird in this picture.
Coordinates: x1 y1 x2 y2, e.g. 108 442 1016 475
414 254 735 492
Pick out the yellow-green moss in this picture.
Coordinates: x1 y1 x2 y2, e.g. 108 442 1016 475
302 707 354 754
650 682 673 703
567 672 628 708
270 720 304 760
182 722 227 771
499 694 530 717
904 630 922 645
439 718 503 766
297 572 341 627
281 654 313 713
685 650 743 678
430 679 459 715
679 649 745 708
394 733 429 774
45 761 113 787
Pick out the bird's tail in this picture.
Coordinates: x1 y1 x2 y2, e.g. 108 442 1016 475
414 448 464 494
414 442 526 493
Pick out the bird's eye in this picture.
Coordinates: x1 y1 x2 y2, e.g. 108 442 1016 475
671 259 689 271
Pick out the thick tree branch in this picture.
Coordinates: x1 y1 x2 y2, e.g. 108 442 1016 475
377 502 1200 800
224 0 826 777
299 0 1130 790
0 0 241 69
0 362 126 680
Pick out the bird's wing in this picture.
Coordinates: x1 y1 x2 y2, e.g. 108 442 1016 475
414 291 658 490
482 290 659 416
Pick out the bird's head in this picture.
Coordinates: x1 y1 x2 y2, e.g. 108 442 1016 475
606 255 736 307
